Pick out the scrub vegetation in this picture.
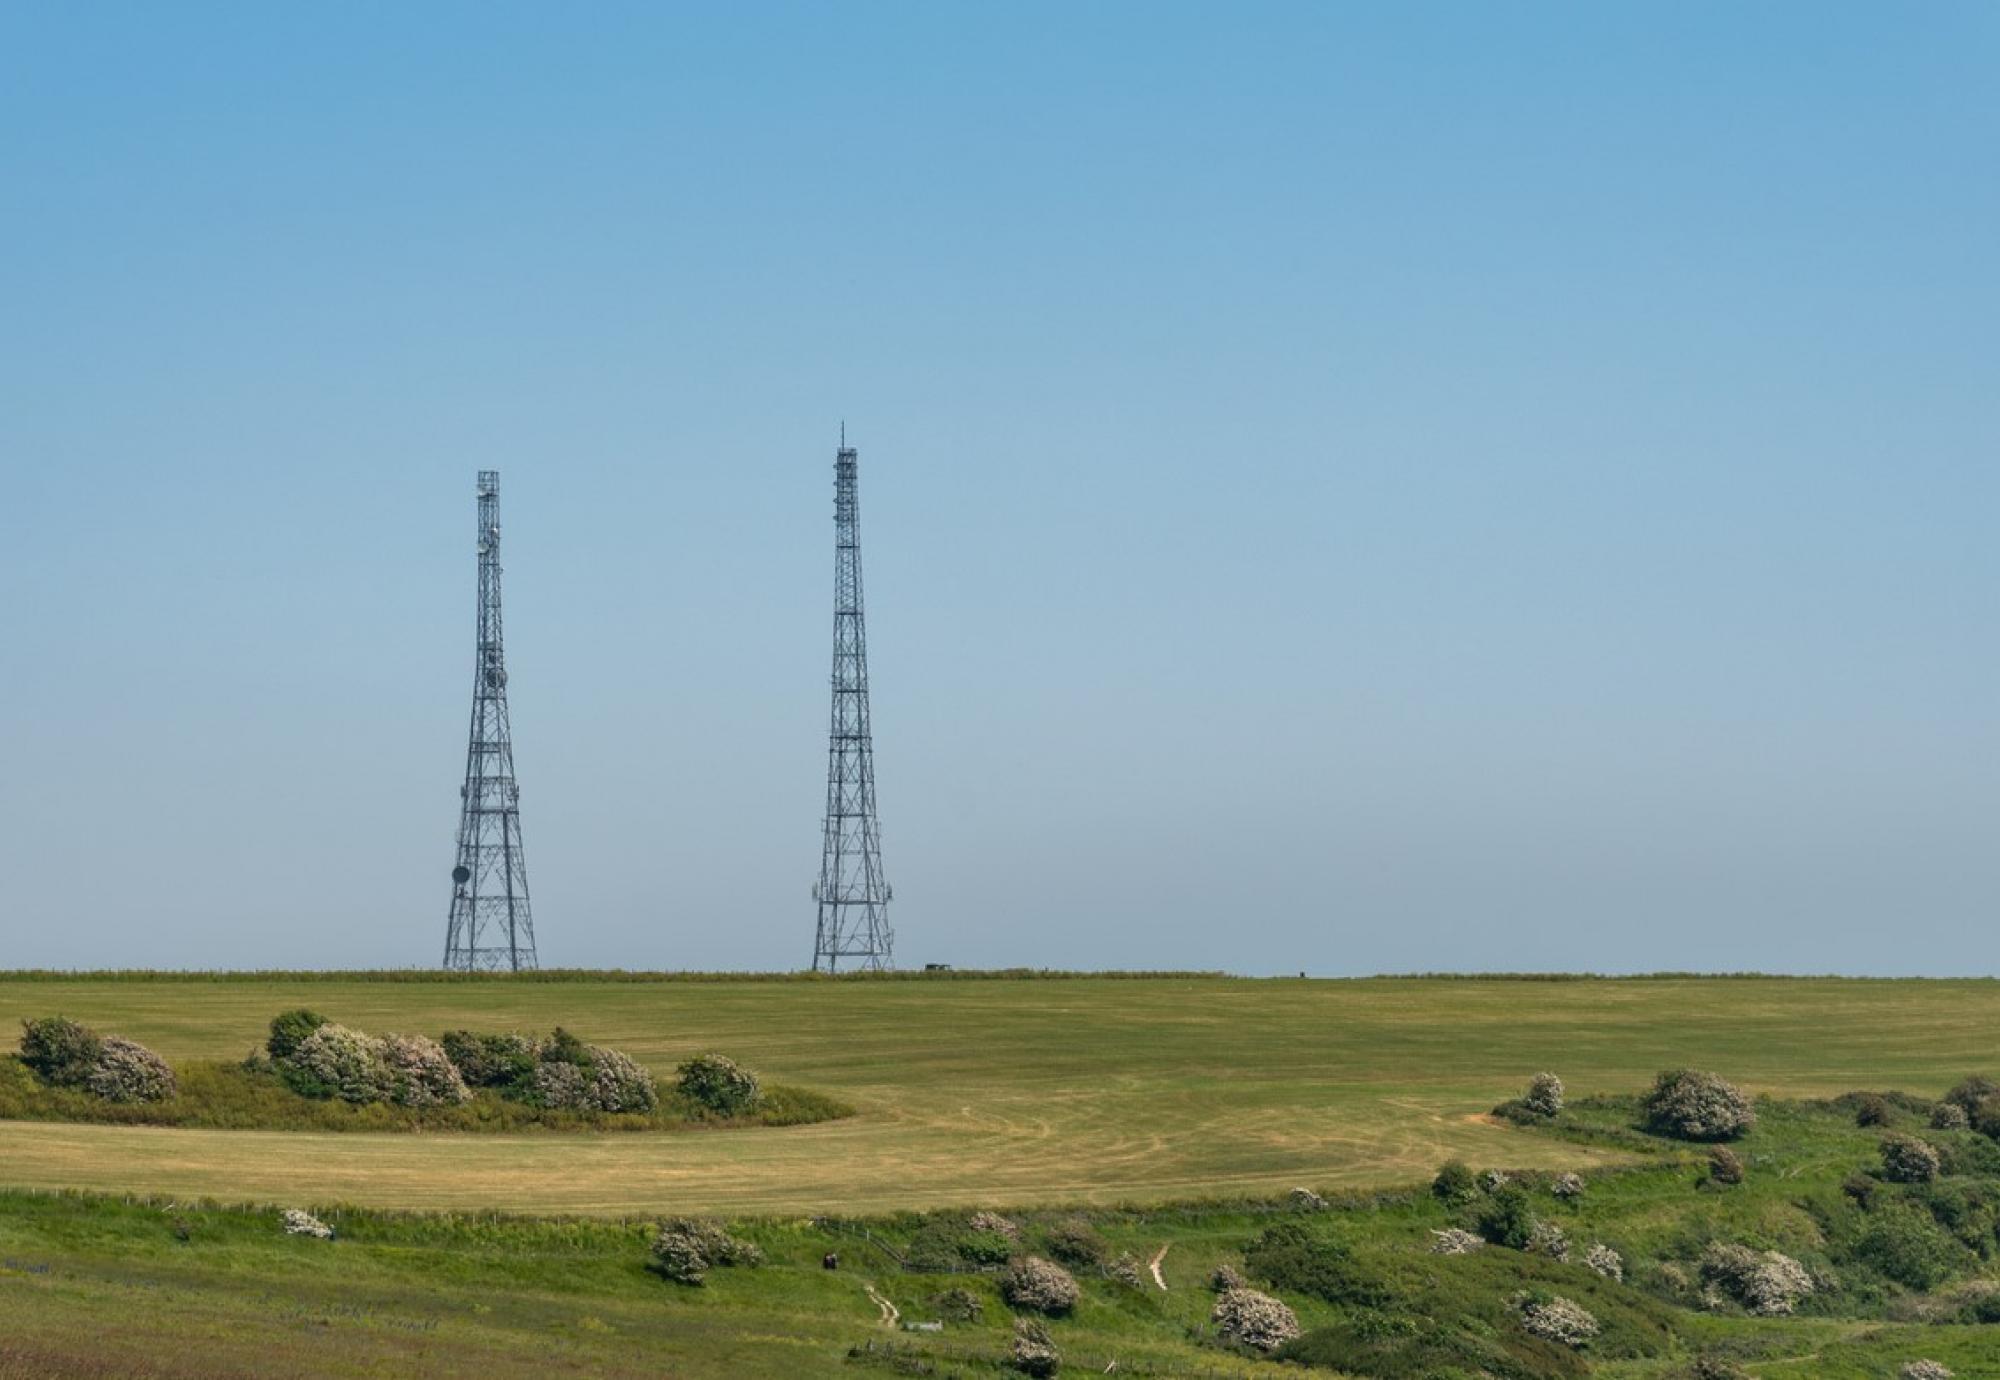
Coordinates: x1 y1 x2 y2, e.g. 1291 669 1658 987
1 1009 845 1134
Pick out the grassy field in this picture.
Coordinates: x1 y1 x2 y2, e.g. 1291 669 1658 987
2 974 2000 1215
7 1093 2000 1378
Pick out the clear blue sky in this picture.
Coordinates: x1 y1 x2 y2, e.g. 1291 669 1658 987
1 4 1994 974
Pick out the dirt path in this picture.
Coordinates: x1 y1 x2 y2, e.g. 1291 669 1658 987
1147 1243 1169 1290
864 1283 899 1327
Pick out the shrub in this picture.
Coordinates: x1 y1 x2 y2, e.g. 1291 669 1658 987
1707 1146 1745 1186
1524 1072 1565 1117
1429 1228 1484 1256
265 1009 327 1063
955 1228 1016 1267
438 1030 537 1090
1212 1287 1301 1352
540 1027 591 1066
1584 1242 1624 1281
283 1023 387 1103
1912 1179 2000 1251
1700 1243 1813 1315
1287 1186 1328 1212
1881 1133 1943 1184
968 1211 1020 1240
1552 1172 1585 1199
1042 1218 1108 1269
376 1034 470 1108
1902 1362 1954 1380
1104 1251 1143 1287
19 1017 103 1089
1475 1184 1538 1250
1525 1221 1571 1262
648 1217 761 1286
1687 1355 1750 1380
675 1053 761 1115
1240 1222 1390 1309
527 1059 587 1109
1851 1093 1892 1127
523 1044 658 1113
281 1208 333 1240
1644 1069 1755 1141
1842 1173 1880 1208
1001 1256 1079 1315
1931 1102 1971 1131
1519 1294 1598 1347
1209 1263 1245 1290
1974 1095 2000 1142
86 1036 176 1103
931 1287 983 1321
1010 1318 1060 1377
1945 1076 1998 1118
1851 1205 1966 1290
583 1045 658 1113
1432 1160 1477 1203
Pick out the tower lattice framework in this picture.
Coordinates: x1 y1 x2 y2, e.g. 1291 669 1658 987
813 438 894 972
444 470 538 971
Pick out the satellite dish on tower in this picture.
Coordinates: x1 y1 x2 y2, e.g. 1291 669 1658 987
452 864 471 886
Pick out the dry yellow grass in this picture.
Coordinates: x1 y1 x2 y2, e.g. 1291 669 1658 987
0 975 1994 1215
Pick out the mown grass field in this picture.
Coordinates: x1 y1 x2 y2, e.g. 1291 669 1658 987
2 974 1999 1215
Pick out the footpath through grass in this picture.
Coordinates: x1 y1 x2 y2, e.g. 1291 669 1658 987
4 975 2000 1213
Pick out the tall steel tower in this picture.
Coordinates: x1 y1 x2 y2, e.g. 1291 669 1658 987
813 435 894 972
443 470 538 972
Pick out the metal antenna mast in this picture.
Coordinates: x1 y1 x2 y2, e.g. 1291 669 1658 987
813 436 894 972
444 470 538 971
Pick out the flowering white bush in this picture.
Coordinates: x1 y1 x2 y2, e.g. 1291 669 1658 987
282 1208 333 1240
1011 1318 1061 1377
1552 1172 1585 1199
584 1045 659 1113
649 1217 761 1285
969 1211 1020 1239
1584 1242 1625 1281
1519 1295 1598 1347
528 1059 587 1108
1643 1069 1756 1141
1880 1133 1943 1184
1211 1287 1300 1352
1104 1251 1143 1287
1901 1362 1954 1380
1002 1256 1079 1315
377 1033 470 1108
287 1023 388 1103
1932 1102 1971 1131
1480 1169 1512 1191
1526 1221 1571 1262
86 1036 177 1103
1524 1073 1565 1117
1287 1187 1328 1212
1429 1228 1485 1255
1700 1243 1814 1316
1210 1263 1246 1290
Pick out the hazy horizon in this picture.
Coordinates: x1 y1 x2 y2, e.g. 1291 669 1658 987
2 4 1994 975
